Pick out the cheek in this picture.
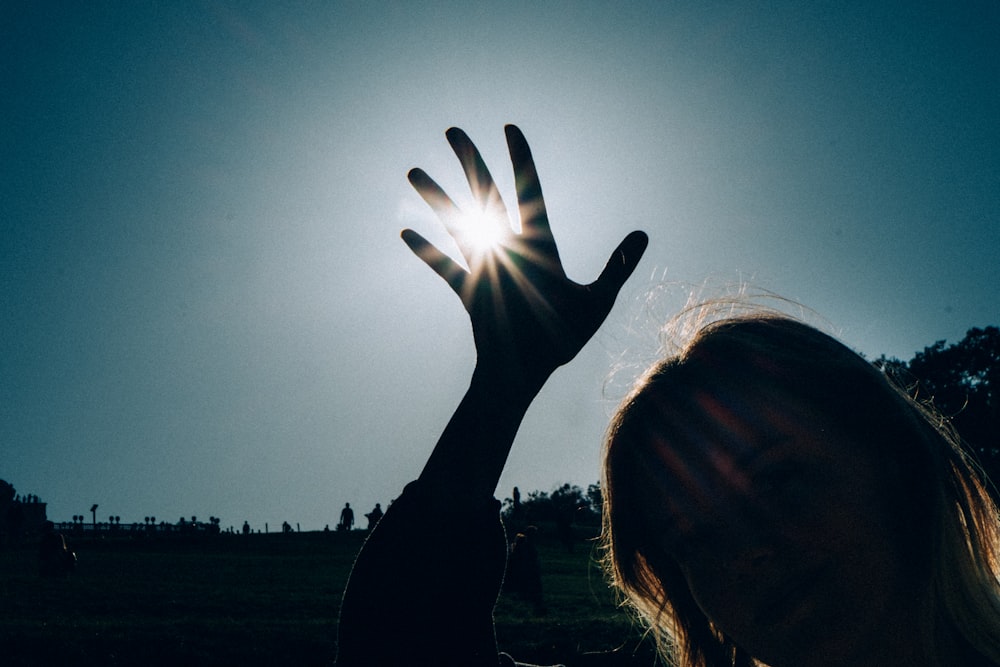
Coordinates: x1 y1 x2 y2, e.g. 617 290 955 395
677 559 756 638
795 461 901 561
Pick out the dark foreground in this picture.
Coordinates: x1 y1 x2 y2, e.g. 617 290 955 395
0 527 659 666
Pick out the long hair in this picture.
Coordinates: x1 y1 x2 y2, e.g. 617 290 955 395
600 312 1000 666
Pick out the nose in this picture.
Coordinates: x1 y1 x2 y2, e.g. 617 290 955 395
725 543 775 580
717 513 780 581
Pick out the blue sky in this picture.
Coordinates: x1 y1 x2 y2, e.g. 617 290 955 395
3 1 997 530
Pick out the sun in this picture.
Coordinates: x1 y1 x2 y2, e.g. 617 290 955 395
457 208 509 255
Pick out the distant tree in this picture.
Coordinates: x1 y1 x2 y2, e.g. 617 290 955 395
552 483 601 525
878 325 1000 493
502 482 601 527
586 483 602 515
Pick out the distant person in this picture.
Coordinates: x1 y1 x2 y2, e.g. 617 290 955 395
338 503 354 532
242 521 250 536
334 126 1000 666
38 521 76 577
364 503 383 530
282 521 293 534
507 486 525 535
503 527 544 615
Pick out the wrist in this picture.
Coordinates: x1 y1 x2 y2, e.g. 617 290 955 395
470 359 552 403
417 363 545 495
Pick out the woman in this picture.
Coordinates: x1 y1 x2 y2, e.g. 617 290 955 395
602 314 1000 666
335 126 1000 666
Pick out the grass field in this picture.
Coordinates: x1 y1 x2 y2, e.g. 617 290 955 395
0 526 660 666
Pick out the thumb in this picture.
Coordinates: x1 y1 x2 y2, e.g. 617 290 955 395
592 230 648 298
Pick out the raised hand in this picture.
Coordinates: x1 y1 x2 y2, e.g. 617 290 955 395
337 127 644 665
402 125 648 391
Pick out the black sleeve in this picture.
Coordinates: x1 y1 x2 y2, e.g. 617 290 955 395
336 481 509 666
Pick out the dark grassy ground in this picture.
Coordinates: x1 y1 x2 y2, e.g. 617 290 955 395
0 526 660 666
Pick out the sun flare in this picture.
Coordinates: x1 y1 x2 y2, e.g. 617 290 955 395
458 208 509 255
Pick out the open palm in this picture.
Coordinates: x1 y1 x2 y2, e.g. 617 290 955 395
402 125 648 388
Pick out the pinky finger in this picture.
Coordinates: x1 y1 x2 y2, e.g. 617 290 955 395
401 229 468 295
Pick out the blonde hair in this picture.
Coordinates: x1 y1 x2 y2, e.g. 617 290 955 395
600 312 1000 666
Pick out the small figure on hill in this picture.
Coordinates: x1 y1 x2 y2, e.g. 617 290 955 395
242 521 251 536
364 503 383 530
38 521 76 577
503 526 545 615
338 503 354 531
505 486 527 536
282 521 293 534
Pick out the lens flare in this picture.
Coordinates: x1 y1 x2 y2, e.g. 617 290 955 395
457 208 509 255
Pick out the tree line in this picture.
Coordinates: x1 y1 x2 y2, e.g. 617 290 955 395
877 325 999 493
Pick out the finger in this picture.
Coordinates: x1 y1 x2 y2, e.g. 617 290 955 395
400 228 468 296
446 127 508 220
591 230 649 299
408 167 484 260
409 166 497 263
408 168 463 228
504 124 558 260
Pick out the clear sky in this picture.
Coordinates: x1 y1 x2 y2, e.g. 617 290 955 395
3 2 998 531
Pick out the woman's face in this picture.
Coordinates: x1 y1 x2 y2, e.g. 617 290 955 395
637 390 915 666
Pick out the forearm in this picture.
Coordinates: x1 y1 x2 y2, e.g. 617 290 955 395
336 366 547 665
418 363 548 499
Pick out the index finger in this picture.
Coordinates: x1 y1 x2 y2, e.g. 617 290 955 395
408 167 465 230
